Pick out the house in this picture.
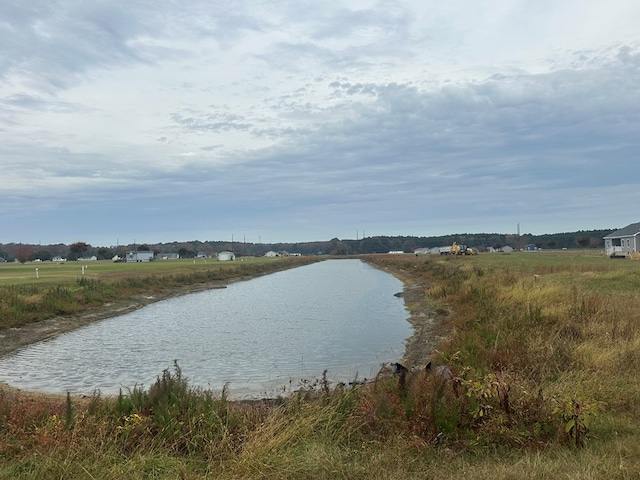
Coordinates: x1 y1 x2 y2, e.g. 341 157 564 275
52 256 67 262
78 255 97 261
217 251 235 261
524 244 539 251
126 251 154 262
264 250 290 257
604 222 640 257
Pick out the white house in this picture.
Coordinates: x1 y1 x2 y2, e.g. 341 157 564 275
264 251 278 257
126 251 154 262
604 222 640 257
217 251 235 261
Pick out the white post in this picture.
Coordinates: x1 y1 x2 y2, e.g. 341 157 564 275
35 268 39 279
82 265 85 275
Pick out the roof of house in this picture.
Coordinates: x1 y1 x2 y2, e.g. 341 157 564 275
604 222 640 238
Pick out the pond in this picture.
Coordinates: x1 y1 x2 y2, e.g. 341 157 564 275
0 259 411 398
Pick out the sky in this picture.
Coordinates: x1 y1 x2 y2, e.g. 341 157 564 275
2 1 639 247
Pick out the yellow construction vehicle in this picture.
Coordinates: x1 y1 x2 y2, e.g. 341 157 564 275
451 242 474 255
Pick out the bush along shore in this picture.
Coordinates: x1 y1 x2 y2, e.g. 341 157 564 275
1 252 640 479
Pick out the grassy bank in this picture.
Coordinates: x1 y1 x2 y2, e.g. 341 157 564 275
1 251 640 478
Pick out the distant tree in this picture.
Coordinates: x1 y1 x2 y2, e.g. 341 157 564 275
547 240 556 249
328 238 351 255
589 237 601 249
178 247 194 258
576 237 590 248
14 245 32 264
403 240 417 253
138 244 149 251
69 242 90 260
31 250 52 261
96 247 113 260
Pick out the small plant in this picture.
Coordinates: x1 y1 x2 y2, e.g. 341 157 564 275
553 397 599 447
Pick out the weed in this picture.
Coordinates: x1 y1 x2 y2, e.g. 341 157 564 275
553 397 599 447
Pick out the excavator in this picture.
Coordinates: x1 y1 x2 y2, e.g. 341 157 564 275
451 242 474 255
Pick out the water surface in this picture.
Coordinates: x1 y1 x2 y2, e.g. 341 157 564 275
0 259 410 398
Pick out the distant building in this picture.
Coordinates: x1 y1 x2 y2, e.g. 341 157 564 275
264 250 290 257
158 253 180 260
217 251 235 261
501 246 514 253
126 251 154 262
414 247 443 255
52 256 67 262
604 222 640 257
78 256 97 261
524 244 539 251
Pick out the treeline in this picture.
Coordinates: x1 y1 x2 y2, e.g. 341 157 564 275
0 229 612 262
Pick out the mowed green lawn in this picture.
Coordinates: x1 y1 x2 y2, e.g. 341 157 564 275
0 256 278 287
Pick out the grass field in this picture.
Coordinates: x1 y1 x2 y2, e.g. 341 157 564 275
0 257 280 286
1 250 640 479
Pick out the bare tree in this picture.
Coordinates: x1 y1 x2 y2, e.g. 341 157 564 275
14 245 32 264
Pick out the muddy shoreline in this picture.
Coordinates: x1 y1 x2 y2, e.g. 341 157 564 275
0 266 445 394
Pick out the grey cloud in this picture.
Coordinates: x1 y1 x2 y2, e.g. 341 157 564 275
0 1 238 92
0 3 151 92
171 109 253 132
248 44 639 202
1 93 89 114
200 145 222 151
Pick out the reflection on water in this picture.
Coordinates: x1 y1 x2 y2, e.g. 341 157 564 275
0 259 410 398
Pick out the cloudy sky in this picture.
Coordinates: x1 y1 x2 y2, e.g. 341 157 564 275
2 1 639 246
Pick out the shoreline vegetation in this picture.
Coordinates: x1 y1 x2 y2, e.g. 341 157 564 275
1 252 640 478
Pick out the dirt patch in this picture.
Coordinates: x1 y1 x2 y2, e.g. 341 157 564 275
398 282 447 368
